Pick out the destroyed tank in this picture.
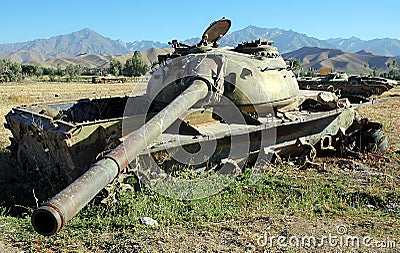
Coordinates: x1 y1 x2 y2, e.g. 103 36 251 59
4 18 388 236
298 72 396 102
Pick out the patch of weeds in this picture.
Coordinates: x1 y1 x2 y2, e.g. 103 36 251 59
5 95 33 105
0 163 398 252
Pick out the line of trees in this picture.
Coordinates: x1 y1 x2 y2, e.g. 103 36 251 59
0 51 149 83
0 59 23 82
109 51 149 80
289 57 400 81
381 60 400 80
0 59 92 82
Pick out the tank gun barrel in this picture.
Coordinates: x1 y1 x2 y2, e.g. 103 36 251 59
31 80 209 236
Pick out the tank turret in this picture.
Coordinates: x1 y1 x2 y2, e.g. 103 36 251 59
149 18 299 111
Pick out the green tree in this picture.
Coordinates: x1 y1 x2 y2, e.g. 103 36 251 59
75 64 83 82
65 64 83 82
123 51 149 80
109 59 122 76
372 67 380 77
43 67 56 82
34 64 43 79
65 64 75 81
21 64 35 76
387 62 391 71
392 60 398 69
289 58 302 76
56 63 63 82
0 59 22 82
10 61 22 81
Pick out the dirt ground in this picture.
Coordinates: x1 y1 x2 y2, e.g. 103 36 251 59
0 82 399 252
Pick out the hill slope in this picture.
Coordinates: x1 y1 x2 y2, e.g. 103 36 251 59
327 37 400 57
283 47 400 73
37 48 174 69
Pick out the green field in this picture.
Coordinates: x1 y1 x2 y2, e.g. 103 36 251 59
0 83 399 252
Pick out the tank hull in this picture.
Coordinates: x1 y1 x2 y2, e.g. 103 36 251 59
5 95 355 186
5 97 142 183
298 75 396 101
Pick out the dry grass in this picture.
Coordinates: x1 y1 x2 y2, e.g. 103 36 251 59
0 81 145 150
357 88 400 151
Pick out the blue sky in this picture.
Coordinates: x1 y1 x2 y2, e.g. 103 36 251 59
1 0 399 43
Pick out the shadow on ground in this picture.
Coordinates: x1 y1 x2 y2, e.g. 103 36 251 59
0 149 63 217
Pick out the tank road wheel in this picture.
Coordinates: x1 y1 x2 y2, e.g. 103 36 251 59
359 127 388 152
345 117 388 154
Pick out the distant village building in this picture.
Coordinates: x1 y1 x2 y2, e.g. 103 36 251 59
92 75 127 84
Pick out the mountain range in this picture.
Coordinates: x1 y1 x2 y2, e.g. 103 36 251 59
32 46 397 74
1 26 400 73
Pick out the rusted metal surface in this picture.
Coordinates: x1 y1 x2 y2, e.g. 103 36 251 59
5 100 125 182
150 42 299 109
298 73 396 101
31 80 209 236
